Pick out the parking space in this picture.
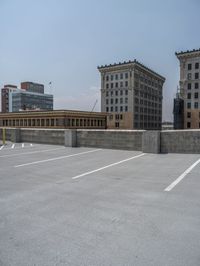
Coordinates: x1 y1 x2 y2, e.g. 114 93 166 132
0 144 200 266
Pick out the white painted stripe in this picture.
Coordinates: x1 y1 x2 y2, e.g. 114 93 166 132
0 147 65 158
165 158 200 192
22 143 25 148
15 149 102 168
72 153 145 180
0 145 4 150
11 144 15 149
30 144 33 147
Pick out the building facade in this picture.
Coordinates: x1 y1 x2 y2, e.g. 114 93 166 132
173 92 184 129
175 49 200 129
0 110 106 129
11 91 53 112
1 85 18 113
21 82 44 94
98 60 165 129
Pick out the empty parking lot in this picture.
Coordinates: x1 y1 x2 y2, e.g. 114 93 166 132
0 143 200 266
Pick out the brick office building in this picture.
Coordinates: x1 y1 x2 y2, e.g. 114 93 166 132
175 49 200 129
98 60 165 129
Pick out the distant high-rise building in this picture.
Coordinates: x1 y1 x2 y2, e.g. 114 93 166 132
98 60 165 129
11 90 53 112
175 49 200 129
1 82 53 112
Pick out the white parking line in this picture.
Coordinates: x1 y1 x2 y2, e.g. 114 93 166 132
0 147 65 158
22 143 25 148
11 144 15 149
72 153 145 180
30 144 33 147
165 158 200 192
0 145 4 150
14 149 102 168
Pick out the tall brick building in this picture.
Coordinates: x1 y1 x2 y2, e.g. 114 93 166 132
175 49 200 129
98 60 165 129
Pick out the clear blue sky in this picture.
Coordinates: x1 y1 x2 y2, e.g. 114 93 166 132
0 0 200 121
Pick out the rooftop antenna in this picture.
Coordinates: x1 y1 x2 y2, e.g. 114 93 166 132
91 99 98 112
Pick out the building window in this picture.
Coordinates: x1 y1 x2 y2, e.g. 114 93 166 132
120 81 123 87
125 73 128 79
115 98 118 104
120 98 123 104
125 97 128 104
106 107 109 112
106 75 109 81
135 106 138 112
194 102 198 109
110 98 113 104
115 106 118 112
195 62 199 69
115 74 118 80
106 83 109 89
187 93 191 99
188 83 191 90
187 122 191 128
194 92 199 99
115 82 118 88
188 63 192 70
120 90 123 95
115 90 118 96
111 83 113 88
187 112 191 118
115 122 119 128
120 114 123 120
111 91 113 96
106 91 109 97
125 90 128 95
195 82 199 89
120 106 123 112
120 73 123 79
111 75 113 81
195 73 199 79
111 106 113 112
187 102 191 109
135 98 139 104
125 106 128 112
187 73 191 80
125 81 128 87
106 99 108 104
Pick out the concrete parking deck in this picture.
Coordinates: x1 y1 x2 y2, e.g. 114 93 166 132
0 144 200 266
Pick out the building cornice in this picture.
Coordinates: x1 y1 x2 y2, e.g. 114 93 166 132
175 48 200 58
97 59 165 81
0 110 107 118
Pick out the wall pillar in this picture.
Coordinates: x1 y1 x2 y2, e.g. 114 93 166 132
142 130 160 153
65 129 77 147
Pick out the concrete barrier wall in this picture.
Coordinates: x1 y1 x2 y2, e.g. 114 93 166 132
20 128 65 145
0 128 65 145
76 130 144 150
161 130 200 154
0 128 13 141
1 127 200 153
